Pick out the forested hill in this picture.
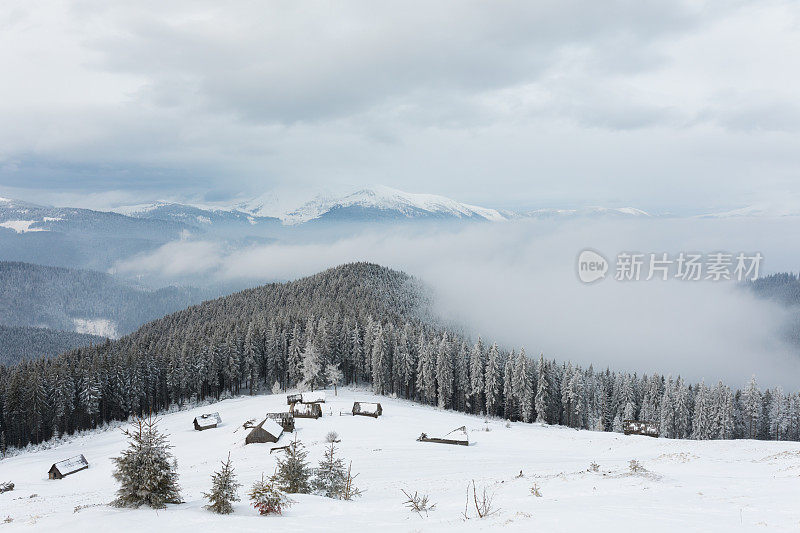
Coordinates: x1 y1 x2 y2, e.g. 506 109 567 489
0 261 211 336
1 262 797 452
0 325 106 366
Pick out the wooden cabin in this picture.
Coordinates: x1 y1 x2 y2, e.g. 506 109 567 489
48 454 89 479
291 402 322 419
623 420 659 437
193 412 222 431
265 412 295 432
286 393 302 405
352 401 382 418
301 391 326 404
417 425 469 446
245 418 284 444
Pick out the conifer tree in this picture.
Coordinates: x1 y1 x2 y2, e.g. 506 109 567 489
312 443 347 498
743 375 762 439
514 348 534 423
203 452 241 514
484 343 501 416
249 474 293 515
535 354 550 423
469 337 485 414
274 437 312 494
435 333 454 409
300 335 323 391
112 416 182 509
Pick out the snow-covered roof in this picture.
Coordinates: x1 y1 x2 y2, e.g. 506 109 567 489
292 403 318 416
353 402 381 414
258 418 284 438
301 391 325 403
51 454 88 475
194 412 222 428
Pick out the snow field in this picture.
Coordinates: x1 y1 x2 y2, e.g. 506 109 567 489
1 388 799 532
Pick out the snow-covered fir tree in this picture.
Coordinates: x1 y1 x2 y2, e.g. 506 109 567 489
312 443 347 498
111 416 182 509
436 333 454 409
249 474 293 515
484 343 501 416
274 437 312 494
203 452 241 514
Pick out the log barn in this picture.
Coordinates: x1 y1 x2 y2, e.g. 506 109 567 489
48 454 89 479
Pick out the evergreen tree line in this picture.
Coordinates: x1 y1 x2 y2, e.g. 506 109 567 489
1 263 798 451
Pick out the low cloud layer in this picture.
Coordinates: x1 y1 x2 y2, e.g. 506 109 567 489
114 217 800 389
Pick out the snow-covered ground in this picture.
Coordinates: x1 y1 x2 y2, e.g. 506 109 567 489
1 389 799 532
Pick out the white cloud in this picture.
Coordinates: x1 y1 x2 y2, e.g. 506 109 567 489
113 217 800 388
1 1 799 212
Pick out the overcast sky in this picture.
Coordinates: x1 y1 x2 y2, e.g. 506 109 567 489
1 0 799 212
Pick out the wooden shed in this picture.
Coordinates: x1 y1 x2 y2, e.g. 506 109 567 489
48 454 89 479
265 412 296 432
301 391 326 404
245 418 284 445
193 412 222 431
417 425 469 446
286 393 302 405
623 420 659 437
291 402 322 419
352 401 382 418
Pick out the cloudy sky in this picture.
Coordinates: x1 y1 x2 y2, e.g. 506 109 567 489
1 0 799 212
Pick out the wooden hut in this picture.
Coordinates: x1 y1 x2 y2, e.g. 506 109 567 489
286 393 302 405
193 412 222 431
301 391 326 404
352 401 382 418
417 425 469 446
245 418 284 444
623 420 659 437
48 454 89 479
265 412 296 432
291 402 322 419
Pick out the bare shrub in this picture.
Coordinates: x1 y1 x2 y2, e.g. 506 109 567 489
530 483 542 497
341 462 362 501
463 480 498 519
325 431 340 443
589 462 600 472
401 489 436 516
629 459 644 473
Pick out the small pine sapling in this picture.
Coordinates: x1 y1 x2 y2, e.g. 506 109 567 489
274 436 312 494
249 474 293 516
312 443 347 498
530 483 542 497
203 452 241 514
402 489 436 516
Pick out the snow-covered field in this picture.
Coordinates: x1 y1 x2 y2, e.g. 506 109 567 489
1 389 799 532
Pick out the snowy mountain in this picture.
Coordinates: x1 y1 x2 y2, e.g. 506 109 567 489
111 202 281 228
275 186 507 225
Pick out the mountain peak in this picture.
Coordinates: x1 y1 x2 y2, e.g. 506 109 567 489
279 185 506 225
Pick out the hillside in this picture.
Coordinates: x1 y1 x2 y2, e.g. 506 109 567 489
0 325 106 366
1 389 798 532
0 261 211 336
1 262 797 454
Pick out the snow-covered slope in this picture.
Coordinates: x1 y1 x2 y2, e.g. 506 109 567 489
279 186 507 225
524 206 651 219
2 389 798 532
